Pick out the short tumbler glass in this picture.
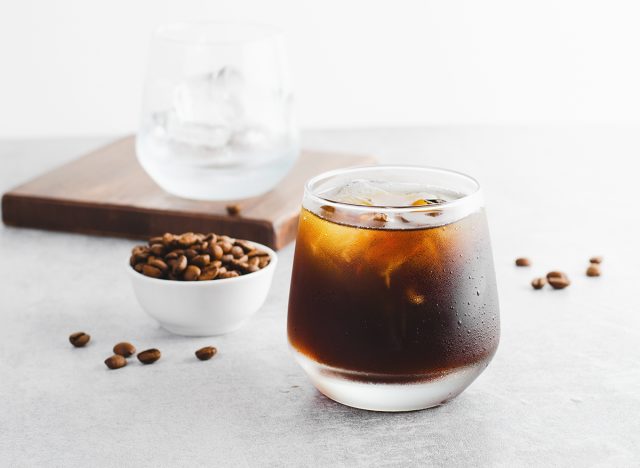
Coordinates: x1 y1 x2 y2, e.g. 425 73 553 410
137 22 298 200
287 166 500 411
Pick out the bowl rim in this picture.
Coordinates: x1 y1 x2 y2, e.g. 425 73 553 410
127 240 278 286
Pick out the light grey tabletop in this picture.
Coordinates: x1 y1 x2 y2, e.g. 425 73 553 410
1 127 639 467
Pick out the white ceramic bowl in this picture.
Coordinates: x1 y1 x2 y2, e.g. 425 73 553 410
127 242 277 336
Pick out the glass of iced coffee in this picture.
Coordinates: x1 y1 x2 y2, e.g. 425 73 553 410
287 166 500 411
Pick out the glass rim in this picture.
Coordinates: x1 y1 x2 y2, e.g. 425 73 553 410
304 165 483 214
154 21 283 45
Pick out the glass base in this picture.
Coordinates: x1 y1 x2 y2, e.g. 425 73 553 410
293 349 488 412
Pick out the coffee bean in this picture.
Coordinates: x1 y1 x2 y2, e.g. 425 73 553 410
195 346 217 361
221 254 234 263
235 240 255 252
184 265 201 281
219 241 233 254
246 265 260 273
150 244 165 256
148 236 163 245
137 349 161 364
191 254 210 268
142 264 163 278
69 331 90 347
211 244 224 260
248 257 260 267
134 263 144 273
219 270 240 279
148 258 168 273
531 277 546 290
547 273 571 289
586 264 601 277
184 248 198 259
164 251 178 261
178 232 198 247
105 355 127 370
373 213 388 222
199 266 220 281
172 255 188 275
258 257 270 268
226 204 240 216
113 342 136 358
589 256 603 264
247 249 269 258
515 257 531 267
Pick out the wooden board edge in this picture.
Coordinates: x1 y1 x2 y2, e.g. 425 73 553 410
2 193 281 249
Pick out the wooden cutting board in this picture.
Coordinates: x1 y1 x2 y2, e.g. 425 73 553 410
1 136 375 249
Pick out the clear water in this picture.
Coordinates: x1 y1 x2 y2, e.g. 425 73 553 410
137 68 298 200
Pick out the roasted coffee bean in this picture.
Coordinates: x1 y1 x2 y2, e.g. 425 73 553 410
165 251 179 260
547 272 570 289
198 242 209 252
69 331 90 347
373 213 388 222
204 233 217 243
247 249 269 258
148 258 169 273
142 264 163 278
211 260 222 268
515 257 531 267
235 240 255 252
134 263 144 273
105 355 127 370
211 244 224 260
195 346 217 361
173 255 188 275
178 232 199 247
531 277 546 290
191 254 210 268
546 271 565 280
221 254 234 263
258 257 270 269
184 265 201 281
586 264 601 277
199 266 220 281
226 204 240 216
113 342 136 358
219 241 233 254
161 233 174 245
219 270 240 279
137 348 161 364
150 244 165 256
148 236 163 245
246 265 260 273
589 256 603 264
184 248 198 259
248 257 260 267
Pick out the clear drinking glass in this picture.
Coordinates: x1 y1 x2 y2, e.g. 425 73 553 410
287 166 500 411
136 22 298 200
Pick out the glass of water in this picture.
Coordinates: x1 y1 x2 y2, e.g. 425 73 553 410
137 22 299 200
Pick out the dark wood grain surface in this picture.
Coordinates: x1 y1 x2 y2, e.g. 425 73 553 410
1 136 375 249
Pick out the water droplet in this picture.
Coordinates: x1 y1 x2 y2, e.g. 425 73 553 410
457 320 462 326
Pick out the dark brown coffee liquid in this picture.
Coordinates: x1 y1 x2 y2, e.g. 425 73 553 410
287 208 500 383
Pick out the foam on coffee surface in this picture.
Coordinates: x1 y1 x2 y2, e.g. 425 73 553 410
321 179 463 207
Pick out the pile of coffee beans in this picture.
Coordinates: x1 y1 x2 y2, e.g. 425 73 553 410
130 232 271 281
69 332 218 370
518 256 603 290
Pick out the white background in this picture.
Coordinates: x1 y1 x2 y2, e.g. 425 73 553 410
1 0 640 138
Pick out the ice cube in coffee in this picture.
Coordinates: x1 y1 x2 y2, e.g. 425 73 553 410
287 166 500 411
